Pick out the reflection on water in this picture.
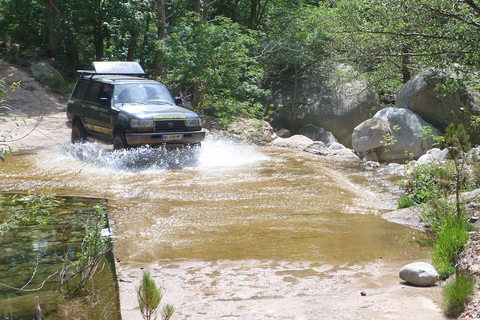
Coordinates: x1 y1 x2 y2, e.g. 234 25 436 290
0 195 119 320
0 138 427 265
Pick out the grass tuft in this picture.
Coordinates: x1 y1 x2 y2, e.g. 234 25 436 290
443 272 476 317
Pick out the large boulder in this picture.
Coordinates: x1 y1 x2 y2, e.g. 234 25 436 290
396 69 480 138
272 134 316 150
399 262 438 287
351 117 391 152
352 107 442 162
31 62 63 84
226 119 276 145
269 63 379 148
299 124 338 146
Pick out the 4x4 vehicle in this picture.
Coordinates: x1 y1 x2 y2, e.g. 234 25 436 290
66 61 205 150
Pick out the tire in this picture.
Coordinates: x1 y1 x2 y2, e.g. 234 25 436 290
113 132 129 150
71 121 87 144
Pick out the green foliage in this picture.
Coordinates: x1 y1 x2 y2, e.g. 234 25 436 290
319 0 480 101
445 123 471 216
137 271 174 320
0 191 60 233
49 77 75 95
260 4 328 71
431 210 469 280
443 272 476 317
445 123 471 161
396 194 416 209
397 163 456 206
421 125 445 147
159 13 267 118
61 205 112 294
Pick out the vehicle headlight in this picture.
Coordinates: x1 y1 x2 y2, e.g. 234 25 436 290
130 119 154 128
185 119 201 127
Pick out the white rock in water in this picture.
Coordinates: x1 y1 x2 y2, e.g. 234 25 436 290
399 262 438 287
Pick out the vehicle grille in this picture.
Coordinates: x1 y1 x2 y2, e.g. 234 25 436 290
154 120 186 132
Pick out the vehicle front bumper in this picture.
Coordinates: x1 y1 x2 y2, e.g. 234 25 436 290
125 130 206 147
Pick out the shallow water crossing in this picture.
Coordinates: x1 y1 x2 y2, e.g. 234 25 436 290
0 139 443 319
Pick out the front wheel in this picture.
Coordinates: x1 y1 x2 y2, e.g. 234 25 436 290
113 132 129 150
71 121 87 144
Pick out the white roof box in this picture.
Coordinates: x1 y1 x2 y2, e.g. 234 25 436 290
78 61 145 76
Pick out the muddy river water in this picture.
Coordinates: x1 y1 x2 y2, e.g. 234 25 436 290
0 139 445 319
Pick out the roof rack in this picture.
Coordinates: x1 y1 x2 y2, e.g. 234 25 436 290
77 61 146 77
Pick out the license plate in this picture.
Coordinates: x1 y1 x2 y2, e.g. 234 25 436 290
162 134 183 140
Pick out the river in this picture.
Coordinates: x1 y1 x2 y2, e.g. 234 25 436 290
0 138 445 319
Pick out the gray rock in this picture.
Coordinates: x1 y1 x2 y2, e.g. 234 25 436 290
226 119 276 145
328 142 345 150
31 62 63 84
299 124 338 146
276 128 291 138
269 63 379 147
362 151 379 162
396 69 480 137
399 262 438 287
377 163 405 176
307 141 327 151
352 117 391 153
272 135 315 150
352 107 442 162
417 148 448 165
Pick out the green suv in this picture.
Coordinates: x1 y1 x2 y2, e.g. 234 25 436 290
66 61 205 150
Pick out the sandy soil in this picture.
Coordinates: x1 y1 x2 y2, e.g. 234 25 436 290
0 59 70 151
0 59 456 319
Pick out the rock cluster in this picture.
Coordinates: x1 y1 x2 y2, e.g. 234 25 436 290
271 66 480 163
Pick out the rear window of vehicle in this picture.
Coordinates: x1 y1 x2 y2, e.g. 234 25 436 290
71 80 90 100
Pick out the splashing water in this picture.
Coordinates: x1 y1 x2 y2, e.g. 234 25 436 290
64 137 268 172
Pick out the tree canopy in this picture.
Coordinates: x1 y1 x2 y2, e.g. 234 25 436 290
1 0 480 117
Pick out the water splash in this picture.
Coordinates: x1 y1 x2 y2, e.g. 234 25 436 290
64 137 268 172
197 137 269 168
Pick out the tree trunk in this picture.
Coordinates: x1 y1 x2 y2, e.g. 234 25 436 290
127 29 138 61
249 0 257 29
154 0 166 77
93 0 104 60
44 0 59 57
401 45 411 84
290 64 299 126
140 13 151 68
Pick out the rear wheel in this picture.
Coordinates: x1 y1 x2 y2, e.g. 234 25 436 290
113 132 129 150
71 121 87 144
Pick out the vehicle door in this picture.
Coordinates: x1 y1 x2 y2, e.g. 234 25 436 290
84 82 114 140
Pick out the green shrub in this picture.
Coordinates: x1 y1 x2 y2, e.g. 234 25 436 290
420 199 455 239
398 162 456 205
137 271 174 320
397 194 416 208
50 77 75 95
443 272 476 317
431 212 469 280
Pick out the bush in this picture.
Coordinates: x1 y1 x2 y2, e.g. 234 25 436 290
397 194 416 208
443 272 476 317
398 162 456 205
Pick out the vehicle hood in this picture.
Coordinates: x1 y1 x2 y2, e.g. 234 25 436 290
117 103 199 118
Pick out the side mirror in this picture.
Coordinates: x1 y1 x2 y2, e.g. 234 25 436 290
99 97 110 107
174 97 183 106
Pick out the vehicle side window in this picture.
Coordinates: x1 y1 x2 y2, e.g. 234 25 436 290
101 85 113 100
86 81 103 103
71 80 89 100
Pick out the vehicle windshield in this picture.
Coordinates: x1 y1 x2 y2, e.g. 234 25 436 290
114 83 174 105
